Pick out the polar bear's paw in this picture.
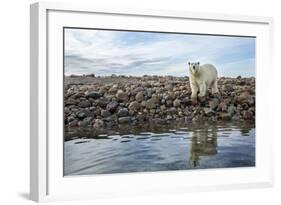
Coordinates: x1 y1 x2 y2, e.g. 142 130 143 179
191 98 198 105
198 96 206 103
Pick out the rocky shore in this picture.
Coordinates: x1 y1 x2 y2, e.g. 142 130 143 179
64 75 255 130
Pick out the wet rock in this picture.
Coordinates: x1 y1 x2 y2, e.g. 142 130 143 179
192 115 203 123
118 116 131 124
136 113 145 122
78 117 92 127
227 105 236 116
85 91 103 99
117 108 129 117
242 110 254 120
72 92 85 99
219 112 231 120
232 114 241 121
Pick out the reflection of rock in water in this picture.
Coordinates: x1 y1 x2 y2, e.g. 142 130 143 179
189 125 218 168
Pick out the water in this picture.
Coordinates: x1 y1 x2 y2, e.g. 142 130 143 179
64 122 255 176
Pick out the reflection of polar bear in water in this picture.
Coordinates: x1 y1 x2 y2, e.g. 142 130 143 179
188 62 219 99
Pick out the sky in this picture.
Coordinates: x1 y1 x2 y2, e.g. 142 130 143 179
64 28 255 77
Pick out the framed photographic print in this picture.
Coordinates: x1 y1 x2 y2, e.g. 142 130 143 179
30 2 274 202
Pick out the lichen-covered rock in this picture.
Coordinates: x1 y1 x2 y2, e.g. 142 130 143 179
128 101 140 111
93 119 104 129
116 90 129 102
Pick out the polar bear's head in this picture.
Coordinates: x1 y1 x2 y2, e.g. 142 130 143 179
188 62 200 75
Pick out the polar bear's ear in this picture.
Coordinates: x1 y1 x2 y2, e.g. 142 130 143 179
197 62 200 65
188 62 190 65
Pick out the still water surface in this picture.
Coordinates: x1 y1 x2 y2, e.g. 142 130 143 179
64 122 255 176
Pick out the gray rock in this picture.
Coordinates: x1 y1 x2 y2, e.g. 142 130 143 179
78 100 91 108
227 105 236 116
146 99 157 109
96 97 110 108
237 91 254 105
128 101 140 111
68 119 78 127
72 92 85 99
166 115 173 120
108 87 118 94
136 113 145 122
219 112 231 120
116 90 129 102
76 111 86 119
232 114 241 121
203 108 215 116
117 108 129 117
106 101 118 113
67 116 75 123
118 116 131 124
242 110 254 120
65 98 78 106
93 119 104 129
85 91 103 99
209 98 219 110
160 105 166 111
135 91 144 102
83 116 93 124
173 99 181 107
101 109 111 118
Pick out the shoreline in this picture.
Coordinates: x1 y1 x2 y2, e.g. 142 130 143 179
64 75 255 132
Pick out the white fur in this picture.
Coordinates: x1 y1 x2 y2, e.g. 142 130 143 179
188 62 219 99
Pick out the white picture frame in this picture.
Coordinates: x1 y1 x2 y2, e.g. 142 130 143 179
30 2 274 202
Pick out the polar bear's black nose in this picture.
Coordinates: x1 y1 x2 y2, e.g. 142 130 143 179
193 66 195 69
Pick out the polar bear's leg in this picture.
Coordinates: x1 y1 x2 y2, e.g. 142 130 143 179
191 83 198 99
211 79 219 94
198 83 206 97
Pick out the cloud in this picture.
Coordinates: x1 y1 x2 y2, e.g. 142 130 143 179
64 28 255 77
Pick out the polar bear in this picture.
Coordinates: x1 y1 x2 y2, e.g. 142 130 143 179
188 62 219 99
